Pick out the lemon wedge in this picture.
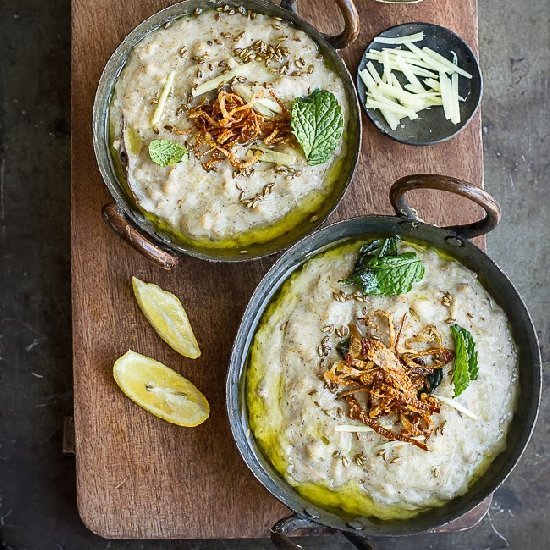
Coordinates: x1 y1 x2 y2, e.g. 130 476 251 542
132 276 201 359
113 350 209 427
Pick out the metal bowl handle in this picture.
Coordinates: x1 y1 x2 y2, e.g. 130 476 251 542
389 174 501 240
270 514 376 549
102 203 179 269
280 0 359 49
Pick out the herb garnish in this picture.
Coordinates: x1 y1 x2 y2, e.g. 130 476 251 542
341 237 425 296
148 139 187 167
335 336 350 359
425 368 444 394
450 324 479 397
355 237 400 267
291 89 344 165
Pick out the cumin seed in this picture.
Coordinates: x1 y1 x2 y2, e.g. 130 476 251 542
441 291 454 307
354 454 365 466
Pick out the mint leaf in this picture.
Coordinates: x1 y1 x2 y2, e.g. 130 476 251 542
148 139 187 167
451 324 479 396
343 268 380 294
360 236 400 258
341 238 424 296
355 236 400 271
343 251 424 296
425 368 444 393
291 89 344 165
451 326 470 396
363 253 425 295
465 330 479 380
336 336 351 359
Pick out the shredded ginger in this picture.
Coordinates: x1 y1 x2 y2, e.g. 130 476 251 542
361 33 473 131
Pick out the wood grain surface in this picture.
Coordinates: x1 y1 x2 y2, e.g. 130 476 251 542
71 0 484 539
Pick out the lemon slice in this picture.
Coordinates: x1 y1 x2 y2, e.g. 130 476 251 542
113 350 209 427
132 276 201 359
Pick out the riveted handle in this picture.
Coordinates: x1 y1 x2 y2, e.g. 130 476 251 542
270 514 376 549
280 0 359 49
389 174 501 240
102 203 179 269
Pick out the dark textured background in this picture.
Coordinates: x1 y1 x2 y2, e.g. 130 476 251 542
0 0 547 548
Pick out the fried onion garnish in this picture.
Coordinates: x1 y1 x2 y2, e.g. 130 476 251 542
325 313 453 450
346 395 428 451
405 324 442 349
187 88 295 172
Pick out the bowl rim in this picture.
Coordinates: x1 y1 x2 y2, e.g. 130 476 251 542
92 0 362 263
356 21 484 147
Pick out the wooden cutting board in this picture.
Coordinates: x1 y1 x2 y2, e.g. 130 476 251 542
71 0 483 539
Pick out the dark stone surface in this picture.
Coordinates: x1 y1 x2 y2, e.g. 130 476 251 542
0 0 547 549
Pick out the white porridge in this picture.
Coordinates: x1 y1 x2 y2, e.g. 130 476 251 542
110 7 350 248
247 239 518 519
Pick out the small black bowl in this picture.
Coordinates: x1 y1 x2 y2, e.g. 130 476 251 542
356 22 483 146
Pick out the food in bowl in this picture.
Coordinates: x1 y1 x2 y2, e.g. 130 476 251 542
109 6 350 250
246 237 518 519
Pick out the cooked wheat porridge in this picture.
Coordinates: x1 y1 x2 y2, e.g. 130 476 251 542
109 7 350 248
247 238 518 519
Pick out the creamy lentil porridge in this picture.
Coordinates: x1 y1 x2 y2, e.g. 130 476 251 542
109 7 350 248
247 239 518 519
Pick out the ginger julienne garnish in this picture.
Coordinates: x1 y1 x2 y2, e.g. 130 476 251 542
324 311 454 450
187 88 294 172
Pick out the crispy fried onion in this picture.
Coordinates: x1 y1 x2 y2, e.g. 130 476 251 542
324 311 454 450
187 88 294 172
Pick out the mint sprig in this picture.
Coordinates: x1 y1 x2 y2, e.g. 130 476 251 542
148 139 187 167
341 237 424 296
291 89 344 165
451 324 479 396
